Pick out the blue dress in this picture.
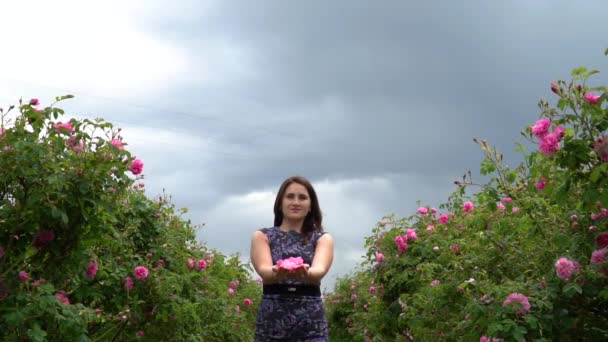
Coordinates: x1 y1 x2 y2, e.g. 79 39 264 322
254 227 328 341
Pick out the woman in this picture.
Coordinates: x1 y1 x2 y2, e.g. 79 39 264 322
250 176 334 341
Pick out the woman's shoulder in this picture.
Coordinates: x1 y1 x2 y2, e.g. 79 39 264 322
257 226 278 235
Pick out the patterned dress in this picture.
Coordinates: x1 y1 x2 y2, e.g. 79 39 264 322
254 227 328 341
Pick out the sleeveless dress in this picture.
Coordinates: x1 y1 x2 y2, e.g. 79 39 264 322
254 227 329 341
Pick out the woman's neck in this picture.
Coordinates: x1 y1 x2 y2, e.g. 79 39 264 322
279 219 303 233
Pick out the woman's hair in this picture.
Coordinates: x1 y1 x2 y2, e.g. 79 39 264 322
273 175 323 236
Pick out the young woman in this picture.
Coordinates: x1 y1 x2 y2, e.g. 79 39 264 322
250 176 334 341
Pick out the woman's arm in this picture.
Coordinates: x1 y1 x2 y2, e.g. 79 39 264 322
307 233 334 284
250 230 276 283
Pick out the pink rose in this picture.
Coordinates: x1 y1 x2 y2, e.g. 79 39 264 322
450 244 459 253
417 207 428 215
426 224 435 231
597 231 608 248
186 258 195 269
53 122 73 133
228 288 234 296
229 280 238 289
129 158 144 175
496 202 506 211
54 291 70 305
583 92 600 104
438 213 448 224
111 138 124 150
368 285 375 294
32 230 55 248
512 207 520 213
85 260 98 279
276 256 305 271
531 118 551 137
480 336 489 342
431 207 437 213
501 197 512 203
67 135 84 152
133 266 149 280
555 257 580 281
197 259 207 270
502 292 530 315
591 249 607 264
18 271 29 282
404 228 417 241
534 177 546 190
124 276 134 290
29 98 40 106
538 132 560 156
462 201 474 212
375 251 384 263
154 260 164 268
430 279 440 286
244 298 252 305
593 137 608 161
394 235 407 253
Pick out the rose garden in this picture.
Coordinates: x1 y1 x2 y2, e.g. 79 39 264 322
1 52 607 341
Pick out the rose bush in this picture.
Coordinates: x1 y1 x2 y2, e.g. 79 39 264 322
0 97 260 341
326 53 608 341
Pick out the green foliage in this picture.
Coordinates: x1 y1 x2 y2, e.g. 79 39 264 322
326 56 608 341
0 99 260 340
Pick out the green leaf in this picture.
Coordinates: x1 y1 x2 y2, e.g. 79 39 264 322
604 47 608 56
27 324 47 342
571 66 587 76
563 282 583 297
55 94 75 102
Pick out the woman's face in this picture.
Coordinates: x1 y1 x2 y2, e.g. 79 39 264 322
281 182 311 222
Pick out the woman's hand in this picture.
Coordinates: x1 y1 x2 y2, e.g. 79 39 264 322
272 263 310 281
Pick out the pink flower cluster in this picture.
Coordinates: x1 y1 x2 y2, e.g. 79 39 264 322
593 136 608 161
394 235 407 253
85 260 98 279
375 251 384 264
535 176 547 190
502 292 530 315
555 257 580 281
462 201 474 212
32 230 55 249
53 121 73 133
111 138 125 150
590 207 608 221
276 256 304 271
66 135 84 153
54 291 70 305
124 276 134 290
596 231 608 248
530 118 565 156
591 249 607 264
186 258 207 270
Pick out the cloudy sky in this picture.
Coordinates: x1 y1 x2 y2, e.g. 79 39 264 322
1 0 607 290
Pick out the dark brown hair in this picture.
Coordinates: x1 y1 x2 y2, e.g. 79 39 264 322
273 175 323 237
